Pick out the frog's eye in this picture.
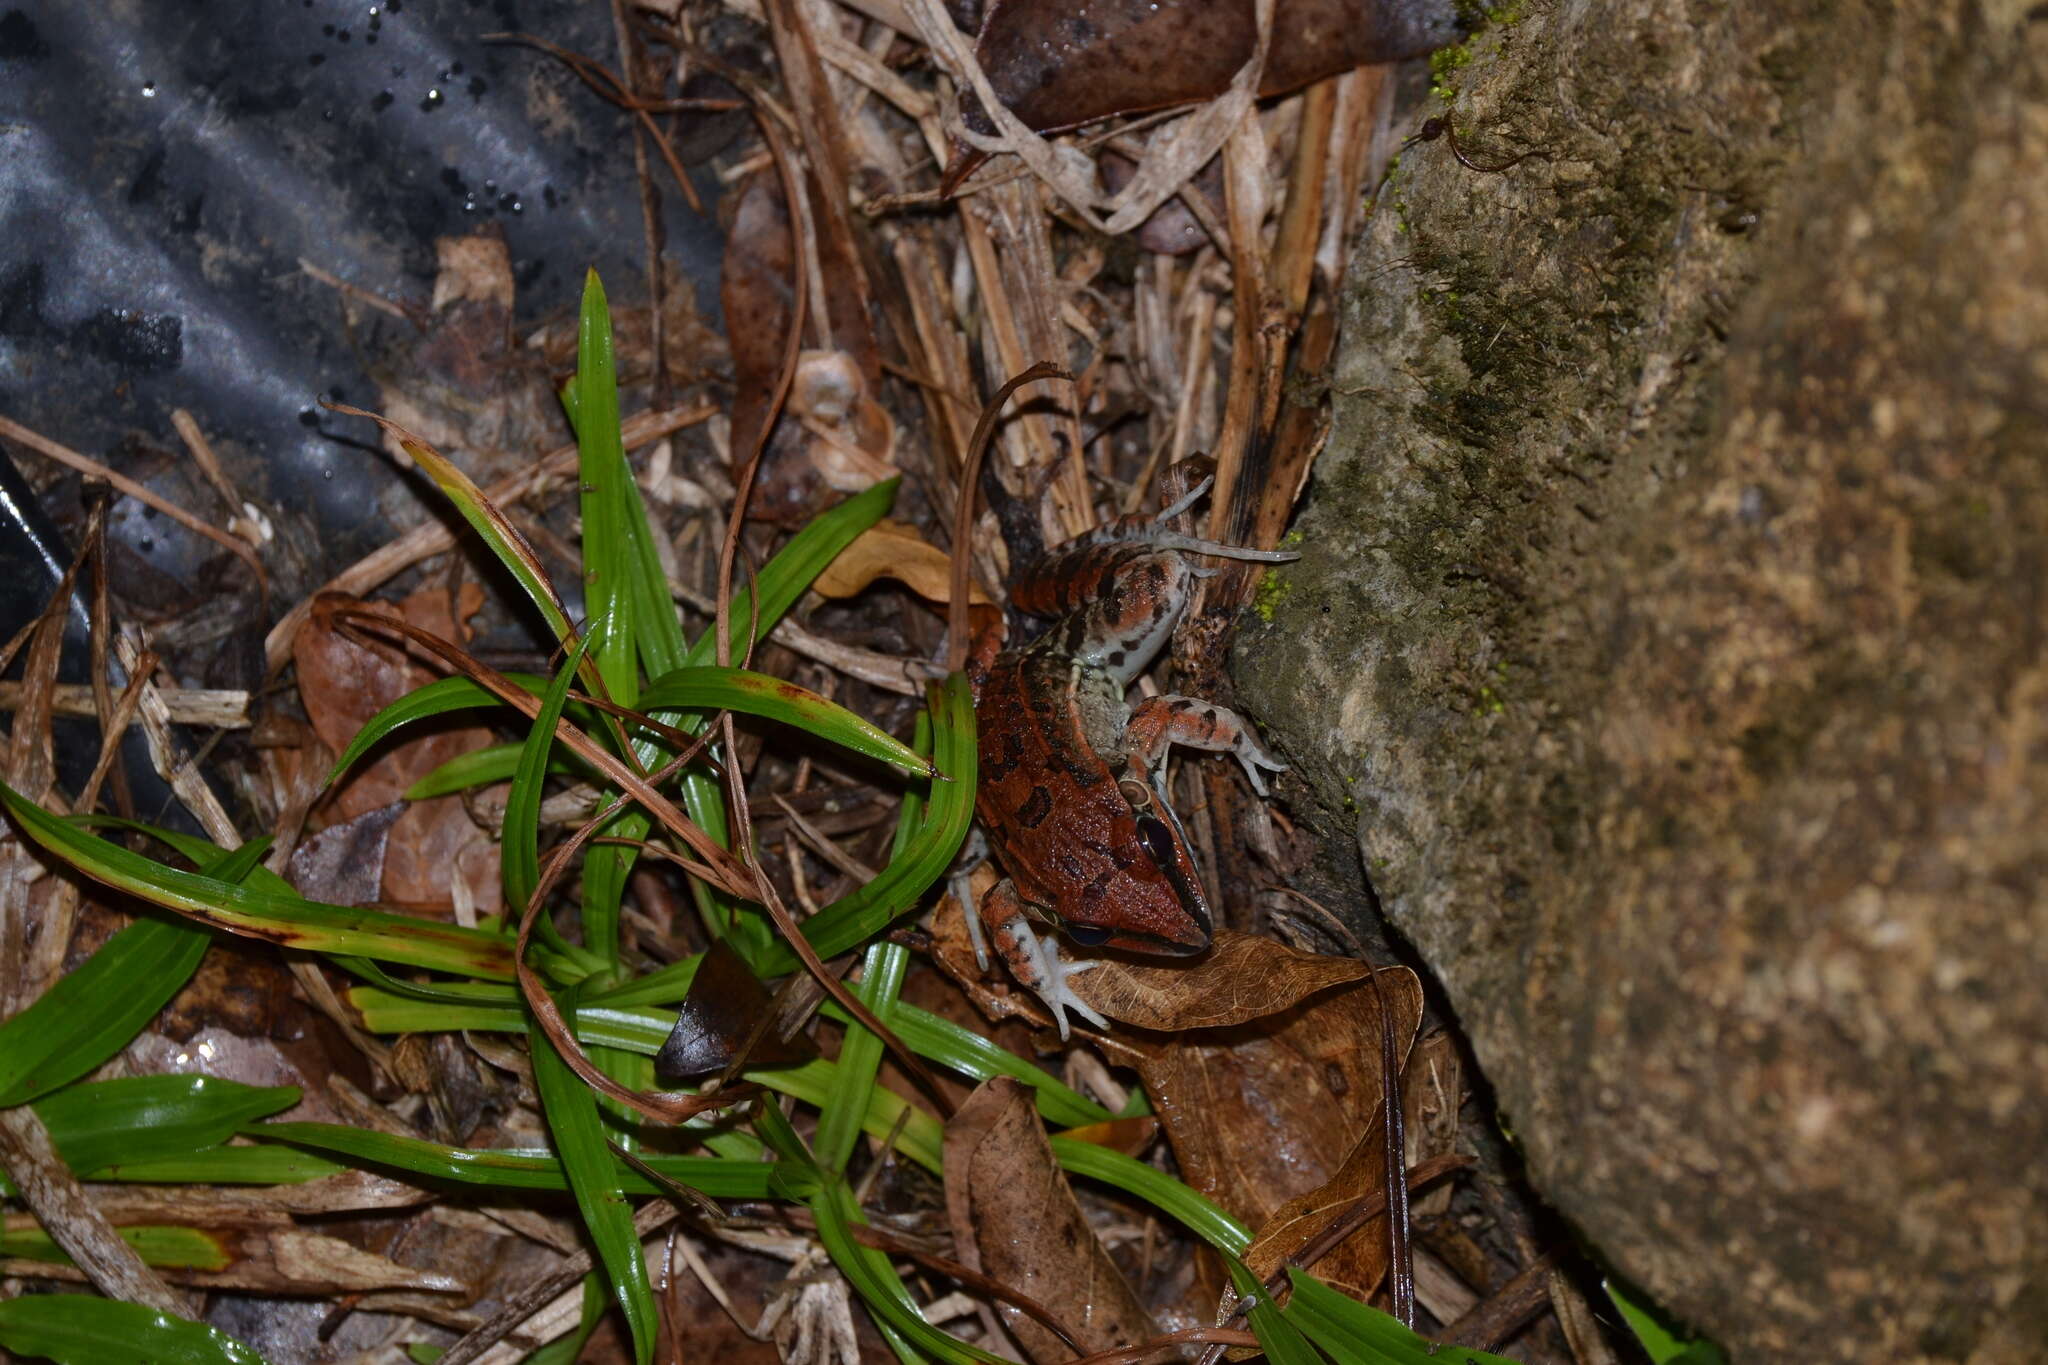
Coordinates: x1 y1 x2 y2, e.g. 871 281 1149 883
1136 815 1177 866
1066 923 1113 947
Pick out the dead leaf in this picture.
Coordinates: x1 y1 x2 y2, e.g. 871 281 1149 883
944 1077 1153 1362
1112 966 1423 1303
1240 1119 1391 1302
432 231 515 313
813 520 994 608
287 802 404 907
1066 928 1375 1031
1054 1114 1159 1155
293 587 501 912
1 1210 466 1294
655 940 820 1082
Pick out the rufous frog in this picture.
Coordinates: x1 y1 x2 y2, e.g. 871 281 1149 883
957 479 1295 1035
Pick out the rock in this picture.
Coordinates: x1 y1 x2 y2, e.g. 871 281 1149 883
1234 2 2048 1360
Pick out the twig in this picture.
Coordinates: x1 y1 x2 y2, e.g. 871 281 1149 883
0 412 269 600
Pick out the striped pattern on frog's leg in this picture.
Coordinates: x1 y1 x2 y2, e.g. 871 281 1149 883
980 877 1108 1040
1124 694 1289 796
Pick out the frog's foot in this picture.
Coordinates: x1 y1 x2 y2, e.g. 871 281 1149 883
1127 695 1290 797
981 879 1108 1039
947 831 994 971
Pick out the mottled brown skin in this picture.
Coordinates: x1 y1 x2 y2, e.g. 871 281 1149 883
972 537 1212 954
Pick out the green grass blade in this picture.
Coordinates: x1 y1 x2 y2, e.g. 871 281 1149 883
76 1145 344 1186
754 674 975 976
569 272 647 712
406 741 591 799
504 628 599 930
1281 1268 1525 1365
1050 1136 1251 1255
0 1294 267 1365
1606 1280 1725 1365
248 1121 811 1198
325 674 545 789
356 416 575 650
0 916 208 1107
1 783 520 979
638 669 932 776
34 1076 299 1176
673 475 905 973
530 1004 659 1365
816 997 1109 1129
810 1179 1002 1365
0 839 267 1107
583 953 701 1009
4 1223 231 1272
683 478 901 670
814 941 907 1176
1229 1258 1327 1365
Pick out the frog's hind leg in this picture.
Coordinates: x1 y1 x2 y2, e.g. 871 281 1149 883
1126 695 1289 796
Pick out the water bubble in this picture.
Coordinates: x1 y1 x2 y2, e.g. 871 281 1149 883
419 87 443 112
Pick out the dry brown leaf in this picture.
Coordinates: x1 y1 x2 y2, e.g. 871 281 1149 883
1107 966 1423 1302
943 1077 1153 1363
1 1210 466 1294
293 587 501 911
1240 1119 1392 1302
286 801 403 907
813 519 993 607
1066 928 1375 1031
1054 1114 1160 1155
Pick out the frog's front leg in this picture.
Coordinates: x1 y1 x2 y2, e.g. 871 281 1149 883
1125 696 1289 796
979 878 1109 1040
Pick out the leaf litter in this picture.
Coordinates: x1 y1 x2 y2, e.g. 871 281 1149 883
0 0 1606 1360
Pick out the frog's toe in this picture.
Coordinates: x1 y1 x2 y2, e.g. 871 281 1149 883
1234 740 1288 796
1038 956 1109 1039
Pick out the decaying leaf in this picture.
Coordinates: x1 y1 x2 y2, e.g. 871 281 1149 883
655 939 820 1081
813 520 994 608
1106 966 1423 1302
293 588 500 912
286 802 404 908
944 1077 1152 1363
1066 928 1375 1031
1 1209 467 1294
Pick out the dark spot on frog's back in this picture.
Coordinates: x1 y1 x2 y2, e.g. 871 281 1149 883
1015 785 1053 829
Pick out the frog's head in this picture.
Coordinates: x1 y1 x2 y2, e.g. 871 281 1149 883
1054 773 1212 956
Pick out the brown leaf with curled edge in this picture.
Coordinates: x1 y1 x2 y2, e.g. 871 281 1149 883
944 1077 1153 1363
1104 966 1423 1304
654 939 820 1082
813 519 995 608
946 0 1458 188
1068 928 1375 1031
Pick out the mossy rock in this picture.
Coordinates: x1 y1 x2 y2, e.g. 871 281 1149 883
1236 1 2048 1359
